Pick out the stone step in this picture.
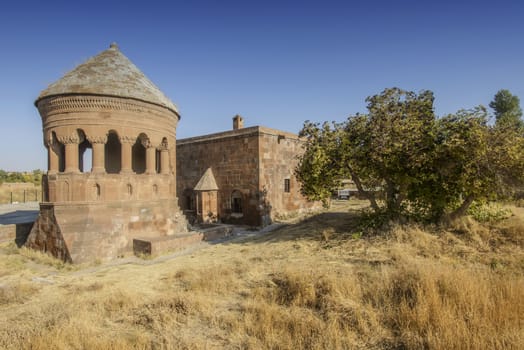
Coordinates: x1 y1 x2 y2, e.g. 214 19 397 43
133 232 203 256
196 224 234 241
133 224 234 256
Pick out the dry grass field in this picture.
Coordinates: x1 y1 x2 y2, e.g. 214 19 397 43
0 186 41 204
0 199 523 349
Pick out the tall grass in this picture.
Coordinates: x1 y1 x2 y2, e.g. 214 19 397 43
0 200 522 349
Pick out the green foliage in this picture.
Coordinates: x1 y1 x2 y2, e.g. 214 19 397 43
489 89 523 129
295 121 345 207
351 231 363 240
467 201 512 223
356 209 393 234
357 88 436 214
0 169 43 185
296 87 524 223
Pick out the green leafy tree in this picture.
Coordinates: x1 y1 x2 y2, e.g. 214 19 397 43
431 107 492 219
6 172 24 183
295 121 343 207
489 89 523 129
357 88 436 215
435 107 524 220
32 169 43 185
297 87 437 217
296 88 524 223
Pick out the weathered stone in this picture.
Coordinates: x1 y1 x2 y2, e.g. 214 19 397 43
26 44 188 263
133 233 203 256
26 44 320 263
177 119 321 227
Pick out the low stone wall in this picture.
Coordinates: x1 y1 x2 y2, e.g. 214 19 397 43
200 225 234 241
133 224 234 256
0 223 34 246
25 199 188 263
133 232 204 256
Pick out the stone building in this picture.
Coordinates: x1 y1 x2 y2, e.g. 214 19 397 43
177 115 320 226
26 43 187 263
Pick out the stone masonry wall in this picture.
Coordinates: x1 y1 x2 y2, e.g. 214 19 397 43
26 199 187 263
177 128 262 226
258 127 320 221
177 126 320 226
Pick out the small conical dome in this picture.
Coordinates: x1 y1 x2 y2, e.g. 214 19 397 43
194 168 219 191
36 43 179 116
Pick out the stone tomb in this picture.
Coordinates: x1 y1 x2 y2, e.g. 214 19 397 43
26 43 189 263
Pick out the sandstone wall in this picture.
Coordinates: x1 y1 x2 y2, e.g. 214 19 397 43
177 128 262 226
46 173 173 202
258 128 321 221
25 199 187 263
177 127 320 226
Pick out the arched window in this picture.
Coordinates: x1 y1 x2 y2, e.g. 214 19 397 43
155 149 161 174
231 190 242 214
94 183 101 200
127 184 133 198
153 184 158 197
78 130 91 173
105 131 121 174
52 131 65 172
132 133 147 174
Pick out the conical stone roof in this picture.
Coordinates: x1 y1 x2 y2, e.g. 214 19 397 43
194 168 219 191
36 43 179 116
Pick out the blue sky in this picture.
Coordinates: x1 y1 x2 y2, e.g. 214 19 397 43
0 0 523 171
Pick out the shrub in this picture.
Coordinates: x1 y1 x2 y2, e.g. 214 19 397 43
467 201 512 223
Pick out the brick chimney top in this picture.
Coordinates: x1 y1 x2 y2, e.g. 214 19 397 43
233 115 244 130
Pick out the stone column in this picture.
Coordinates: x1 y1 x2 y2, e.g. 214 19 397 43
143 139 156 175
119 136 135 174
87 135 107 173
160 149 169 174
160 140 170 175
58 135 80 173
47 143 59 174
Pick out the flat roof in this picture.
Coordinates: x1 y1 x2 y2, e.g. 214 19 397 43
177 126 301 145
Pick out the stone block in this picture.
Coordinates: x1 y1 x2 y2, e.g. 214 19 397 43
133 232 203 256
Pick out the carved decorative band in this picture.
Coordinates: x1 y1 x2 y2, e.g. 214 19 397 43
119 135 136 144
38 95 177 119
159 140 169 150
141 139 154 148
86 135 108 144
57 135 80 144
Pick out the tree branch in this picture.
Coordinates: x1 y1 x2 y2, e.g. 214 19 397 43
350 170 380 212
447 194 475 222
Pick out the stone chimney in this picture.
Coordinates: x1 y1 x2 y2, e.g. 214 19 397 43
233 115 244 130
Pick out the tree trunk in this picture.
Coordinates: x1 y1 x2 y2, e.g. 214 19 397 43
350 170 380 212
446 194 475 222
393 183 407 212
384 180 397 213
